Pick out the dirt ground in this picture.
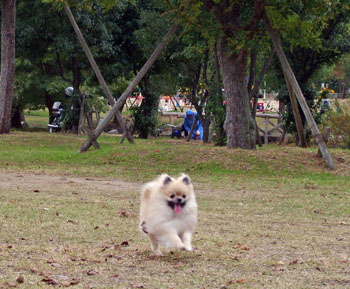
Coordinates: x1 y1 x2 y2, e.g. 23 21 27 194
0 171 141 196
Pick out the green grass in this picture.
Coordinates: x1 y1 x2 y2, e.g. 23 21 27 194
0 129 350 288
23 109 50 129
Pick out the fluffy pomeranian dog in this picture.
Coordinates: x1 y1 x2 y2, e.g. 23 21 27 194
139 173 198 255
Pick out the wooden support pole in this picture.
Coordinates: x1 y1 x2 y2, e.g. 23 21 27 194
284 73 308 147
78 23 179 153
263 13 336 169
317 127 331 157
186 114 200 142
63 5 134 145
264 116 269 144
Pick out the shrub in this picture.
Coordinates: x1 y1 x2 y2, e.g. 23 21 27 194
321 103 350 149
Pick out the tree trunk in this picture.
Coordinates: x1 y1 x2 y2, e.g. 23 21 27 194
0 0 16 133
247 49 257 96
11 105 25 128
284 73 308 147
217 39 256 149
45 92 54 115
201 118 210 143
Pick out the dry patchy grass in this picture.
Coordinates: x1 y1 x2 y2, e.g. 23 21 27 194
0 132 350 288
0 170 350 289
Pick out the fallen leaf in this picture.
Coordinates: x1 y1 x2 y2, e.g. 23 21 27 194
236 279 245 284
70 279 79 285
233 243 250 251
42 277 58 286
4 282 17 288
16 276 24 283
101 246 110 252
119 211 130 218
87 270 98 276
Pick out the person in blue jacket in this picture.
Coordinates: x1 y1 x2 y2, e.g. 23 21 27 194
182 110 203 140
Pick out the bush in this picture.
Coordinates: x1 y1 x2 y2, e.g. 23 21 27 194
130 90 159 138
321 102 350 149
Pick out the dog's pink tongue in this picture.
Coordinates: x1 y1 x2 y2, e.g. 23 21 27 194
174 204 182 214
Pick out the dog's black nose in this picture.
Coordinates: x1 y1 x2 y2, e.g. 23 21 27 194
177 198 182 203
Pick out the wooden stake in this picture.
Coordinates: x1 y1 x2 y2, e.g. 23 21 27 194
284 73 308 147
78 23 179 152
64 5 134 145
186 114 200 142
317 127 331 157
263 13 336 169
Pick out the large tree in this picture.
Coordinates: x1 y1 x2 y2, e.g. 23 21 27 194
201 1 265 149
0 0 16 133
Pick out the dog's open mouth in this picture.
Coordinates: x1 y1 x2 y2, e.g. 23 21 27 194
167 201 186 214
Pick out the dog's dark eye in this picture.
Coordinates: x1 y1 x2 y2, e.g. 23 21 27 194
182 194 186 199
170 194 175 199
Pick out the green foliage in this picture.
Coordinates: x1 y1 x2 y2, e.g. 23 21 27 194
279 84 325 141
42 0 128 11
321 101 350 149
130 90 159 138
63 91 81 131
207 90 226 146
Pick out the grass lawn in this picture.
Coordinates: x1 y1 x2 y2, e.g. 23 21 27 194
0 115 350 288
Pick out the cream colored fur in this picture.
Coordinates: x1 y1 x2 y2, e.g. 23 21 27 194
139 174 198 256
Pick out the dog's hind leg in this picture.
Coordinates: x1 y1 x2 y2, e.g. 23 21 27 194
148 233 162 256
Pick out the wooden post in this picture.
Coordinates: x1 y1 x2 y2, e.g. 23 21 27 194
64 5 134 145
186 114 200 142
284 72 307 147
264 116 269 144
120 118 133 144
317 127 331 157
263 13 336 169
79 23 179 153
78 94 85 134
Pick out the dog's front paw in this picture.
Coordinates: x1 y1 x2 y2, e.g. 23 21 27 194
153 249 163 256
179 246 192 252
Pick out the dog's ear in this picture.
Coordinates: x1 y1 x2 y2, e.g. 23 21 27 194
181 174 191 185
162 175 173 186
